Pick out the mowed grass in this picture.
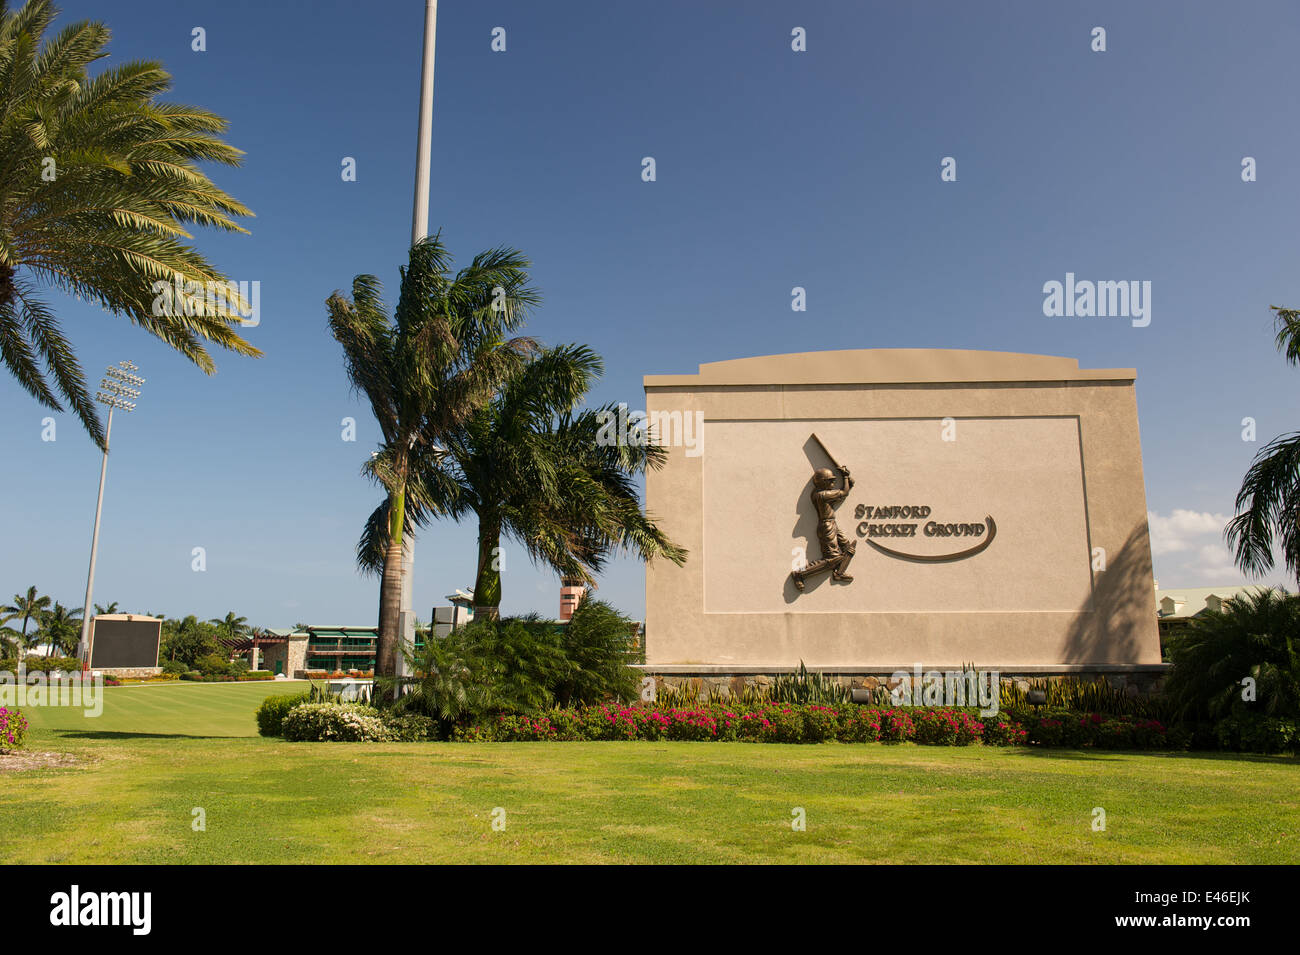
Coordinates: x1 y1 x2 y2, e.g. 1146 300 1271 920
2 682 1297 864
19 679 308 738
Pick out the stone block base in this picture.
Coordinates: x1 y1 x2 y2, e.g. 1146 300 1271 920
635 664 1169 700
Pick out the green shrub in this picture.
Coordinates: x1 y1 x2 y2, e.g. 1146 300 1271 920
836 707 883 743
912 708 984 745
1213 712 1298 753
0 706 28 751
981 715 1028 746
181 670 202 681
193 653 232 678
1164 588 1300 723
281 702 388 742
877 707 915 742
160 659 188 676
552 598 641 706
256 691 310 737
380 711 436 741
801 704 841 742
21 655 82 673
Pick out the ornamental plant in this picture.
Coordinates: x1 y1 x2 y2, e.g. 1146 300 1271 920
281 702 389 742
0 706 28 751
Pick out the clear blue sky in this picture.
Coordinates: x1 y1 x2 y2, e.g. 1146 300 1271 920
3 0 1298 627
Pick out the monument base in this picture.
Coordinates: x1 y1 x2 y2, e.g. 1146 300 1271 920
636 663 1170 699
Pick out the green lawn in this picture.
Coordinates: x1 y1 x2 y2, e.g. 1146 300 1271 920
20 679 309 738
2 682 1297 864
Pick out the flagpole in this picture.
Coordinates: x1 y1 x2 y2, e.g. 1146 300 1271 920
399 0 437 672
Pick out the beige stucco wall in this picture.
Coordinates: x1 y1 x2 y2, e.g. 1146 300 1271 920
644 349 1161 668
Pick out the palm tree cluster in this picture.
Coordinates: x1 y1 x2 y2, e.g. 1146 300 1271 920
0 587 257 662
1163 587 1300 727
1 585 79 656
0 0 258 450
330 235 686 681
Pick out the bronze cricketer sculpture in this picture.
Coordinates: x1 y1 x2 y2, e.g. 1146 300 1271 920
791 434 856 591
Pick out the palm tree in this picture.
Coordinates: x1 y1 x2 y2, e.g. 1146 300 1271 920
209 611 248 641
37 602 82 656
327 234 539 680
1163 587 1300 720
0 0 259 450
0 610 22 657
93 601 119 615
1 585 50 649
359 344 686 618
1227 307 1300 582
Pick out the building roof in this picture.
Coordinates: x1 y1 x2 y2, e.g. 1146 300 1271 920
645 349 1137 388
1154 585 1272 620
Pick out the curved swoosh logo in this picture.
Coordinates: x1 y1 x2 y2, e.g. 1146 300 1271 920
865 516 997 563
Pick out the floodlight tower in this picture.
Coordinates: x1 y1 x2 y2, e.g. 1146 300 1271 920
77 361 145 665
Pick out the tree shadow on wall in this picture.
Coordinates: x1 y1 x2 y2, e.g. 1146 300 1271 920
1061 521 1159 665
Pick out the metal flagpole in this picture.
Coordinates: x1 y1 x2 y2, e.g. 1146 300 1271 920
398 0 438 674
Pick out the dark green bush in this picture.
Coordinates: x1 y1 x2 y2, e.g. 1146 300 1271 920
381 712 436 741
193 653 232 678
256 691 310 736
20 655 82 673
383 603 642 731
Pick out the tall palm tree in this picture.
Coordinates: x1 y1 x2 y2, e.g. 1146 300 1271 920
328 234 539 680
1 585 50 648
209 611 247 641
93 601 118 615
1227 307 1300 582
0 0 259 450
37 601 82 656
359 345 686 618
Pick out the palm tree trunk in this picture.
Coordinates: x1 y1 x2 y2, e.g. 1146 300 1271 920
375 489 406 687
473 519 502 620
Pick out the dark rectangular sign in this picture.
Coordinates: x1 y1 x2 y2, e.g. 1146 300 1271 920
89 618 162 669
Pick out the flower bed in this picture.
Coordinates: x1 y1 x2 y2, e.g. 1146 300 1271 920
449 703 1180 748
265 697 1189 749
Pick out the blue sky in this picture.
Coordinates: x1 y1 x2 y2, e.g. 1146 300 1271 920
2 0 1298 626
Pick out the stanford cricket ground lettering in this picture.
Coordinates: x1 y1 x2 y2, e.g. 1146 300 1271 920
791 432 997 592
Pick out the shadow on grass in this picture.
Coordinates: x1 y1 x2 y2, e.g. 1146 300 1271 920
50 730 250 741
1008 746 1299 765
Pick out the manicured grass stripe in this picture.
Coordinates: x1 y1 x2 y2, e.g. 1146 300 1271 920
20 680 307 738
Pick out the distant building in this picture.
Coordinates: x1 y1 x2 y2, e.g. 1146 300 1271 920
432 590 474 637
1153 584 1274 658
1155 584 1270 623
559 576 586 622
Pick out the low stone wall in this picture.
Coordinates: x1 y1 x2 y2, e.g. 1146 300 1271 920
93 666 163 679
635 664 1169 700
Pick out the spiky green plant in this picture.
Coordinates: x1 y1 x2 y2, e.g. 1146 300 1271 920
770 661 849 705
0 0 259 449
999 675 1170 719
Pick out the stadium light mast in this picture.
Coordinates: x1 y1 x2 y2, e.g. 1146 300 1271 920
77 360 145 666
